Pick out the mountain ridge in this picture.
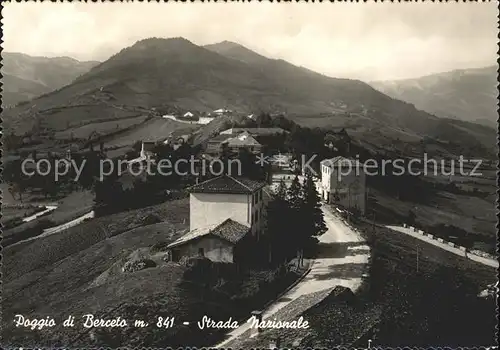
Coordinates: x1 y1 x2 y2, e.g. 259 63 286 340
1 51 99 107
370 66 498 127
2 37 495 156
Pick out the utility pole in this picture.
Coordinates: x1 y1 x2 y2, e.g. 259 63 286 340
416 244 419 273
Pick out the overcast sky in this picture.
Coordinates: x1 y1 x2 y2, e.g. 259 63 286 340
3 2 498 81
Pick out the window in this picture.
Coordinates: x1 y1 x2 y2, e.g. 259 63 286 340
198 247 204 256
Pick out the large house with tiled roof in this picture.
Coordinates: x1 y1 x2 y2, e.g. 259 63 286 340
168 175 267 263
205 134 233 155
223 132 262 155
205 132 262 157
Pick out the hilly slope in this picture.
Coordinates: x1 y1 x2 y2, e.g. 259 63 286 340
2 38 495 156
1 52 99 107
2 73 50 106
370 66 498 128
204 40 270 65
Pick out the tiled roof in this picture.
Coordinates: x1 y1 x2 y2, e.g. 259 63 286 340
210 218 250 244
230 127 288 136
189 175 265 194
167 218 250 248
224 134 261 147
321 156 359 168
208 134 233 143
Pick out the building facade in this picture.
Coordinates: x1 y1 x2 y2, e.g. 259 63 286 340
168 219 250 263
222 132 262 155
189 175 265 238
168 175 267 263
320 157 366 214
205 132 262 156
140 141 156 160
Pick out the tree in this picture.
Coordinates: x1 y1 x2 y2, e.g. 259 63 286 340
93 161 124 214
237 147 266 181
255 113 272 128
4 159 29 201
287 175 305 262
300 173 326 264
302 172 327 237
78 151 101 190
287 175 302 210
407 209 416 226
152 142 173 160
39 154 60 199
265 180 294 264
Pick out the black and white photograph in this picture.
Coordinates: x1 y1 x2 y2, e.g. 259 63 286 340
1 1 498 348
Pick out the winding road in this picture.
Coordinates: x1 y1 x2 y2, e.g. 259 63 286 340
215 205 370 347
22 205 58 222
9 211 95 247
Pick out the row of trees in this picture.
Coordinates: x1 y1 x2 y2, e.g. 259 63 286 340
4 149 108 201
94 143 197 215
265 173 327 265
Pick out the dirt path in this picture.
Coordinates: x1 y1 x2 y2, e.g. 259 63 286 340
9 211 95 247
22 205 58 222
215 205 370 347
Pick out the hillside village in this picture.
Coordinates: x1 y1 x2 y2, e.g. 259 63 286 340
3 104 497 347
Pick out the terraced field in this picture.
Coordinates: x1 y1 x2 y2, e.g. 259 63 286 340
103 118 200 148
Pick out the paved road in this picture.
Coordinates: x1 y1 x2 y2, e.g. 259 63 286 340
215 205 370 347
22 205 58 222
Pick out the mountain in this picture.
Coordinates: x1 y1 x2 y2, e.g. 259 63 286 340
2 38 495 156
204 40 269 65
1 52 99 107
370 66 498 128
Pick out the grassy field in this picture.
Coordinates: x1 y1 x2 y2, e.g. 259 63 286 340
355 220 497 347
1 206 43 221
46 190 96 225
369 188 496 235
368 171 497 255
55 115 150 140
3 198 190 281
2 198 190 345
2 196 306 347
2 190 96 245
102 118 199 148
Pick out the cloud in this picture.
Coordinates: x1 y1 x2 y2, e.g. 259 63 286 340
2 1 498 80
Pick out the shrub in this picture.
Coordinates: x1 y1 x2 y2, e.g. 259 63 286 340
182 256 214 286
141 213 162 226
122 259 156 273
150 241 170 253
2 217 24 230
